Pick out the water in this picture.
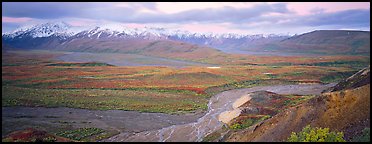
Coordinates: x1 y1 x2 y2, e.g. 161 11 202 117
103 83 336 142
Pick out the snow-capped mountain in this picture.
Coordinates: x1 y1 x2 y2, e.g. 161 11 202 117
3 21 288 39
3 22 369 56
5 22 74 38
2 21 290 52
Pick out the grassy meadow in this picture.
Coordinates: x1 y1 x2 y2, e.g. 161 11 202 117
2 50 369 114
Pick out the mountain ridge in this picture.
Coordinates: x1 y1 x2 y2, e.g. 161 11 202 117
3 21 289 39
249 30 370 55
2 22 290 53
2 22 370 56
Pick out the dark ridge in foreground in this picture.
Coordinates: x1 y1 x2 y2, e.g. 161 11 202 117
323 65 370 92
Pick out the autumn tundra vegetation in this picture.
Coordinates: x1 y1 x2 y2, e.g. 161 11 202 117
1 46 369 141
2 23 370 142
2 1 371 142
2 50 368 114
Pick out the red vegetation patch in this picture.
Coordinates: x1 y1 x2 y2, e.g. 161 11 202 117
169 86 207 94
2 128 73 142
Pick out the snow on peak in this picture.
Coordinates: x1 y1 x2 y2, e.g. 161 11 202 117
5 21 75 38
3 21 291 40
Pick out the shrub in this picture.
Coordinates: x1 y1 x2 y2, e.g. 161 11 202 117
352 128 370 142
229 119 254 130
229 115 271 130
287 125 346 142
55 127 105 141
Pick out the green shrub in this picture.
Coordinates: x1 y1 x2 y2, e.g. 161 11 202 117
229 115 271 130
352 128 370 142
283 95 315 107
55 127 105 141
229 119 254 130
308 61 369 68
202 131 221 142
320 71 357 83
287 125 346 142
41 136 57 142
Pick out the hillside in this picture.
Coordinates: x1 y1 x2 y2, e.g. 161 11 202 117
1 22 230 61
171 34 288 53
224 66 370 142
247 30 370 56
2 22 290 54
3 23 370 57
56 38 224 61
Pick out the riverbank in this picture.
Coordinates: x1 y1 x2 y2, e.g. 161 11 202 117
103 83 336 142
2 83 336 142
2 106 205 138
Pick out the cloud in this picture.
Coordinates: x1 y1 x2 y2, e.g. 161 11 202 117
309 7 326 14
3 2 83 19
2 23 20 33
114 2 158 11
2 2 370 34
121 3 291 23
285 2 369 15
2 16 33 23
232 9 370 33
299 9 370 27
3 2 367 27
2 2 290 24
65 18 99 27
2 2 135 20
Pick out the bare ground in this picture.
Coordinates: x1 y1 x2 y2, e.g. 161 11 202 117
2 106 205 138
2 83 335 142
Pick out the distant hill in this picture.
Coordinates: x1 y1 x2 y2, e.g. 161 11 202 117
56 38 224 60
2 22 370 57
2 42 15 54
1 22 224 61
170 34 288 53
250 30 370 55
1 22 290 58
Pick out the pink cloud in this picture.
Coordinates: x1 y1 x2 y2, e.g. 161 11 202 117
155 2 258 14
2 16 33 23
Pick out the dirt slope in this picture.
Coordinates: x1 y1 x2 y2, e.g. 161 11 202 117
225 66 370 142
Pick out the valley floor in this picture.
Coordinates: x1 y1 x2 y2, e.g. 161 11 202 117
2 50 370 142
2 106 205 139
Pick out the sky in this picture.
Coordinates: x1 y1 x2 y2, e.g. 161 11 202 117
2 2 370 35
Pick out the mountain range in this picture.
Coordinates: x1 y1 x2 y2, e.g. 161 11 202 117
248 30 370 55
2 22 370 56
